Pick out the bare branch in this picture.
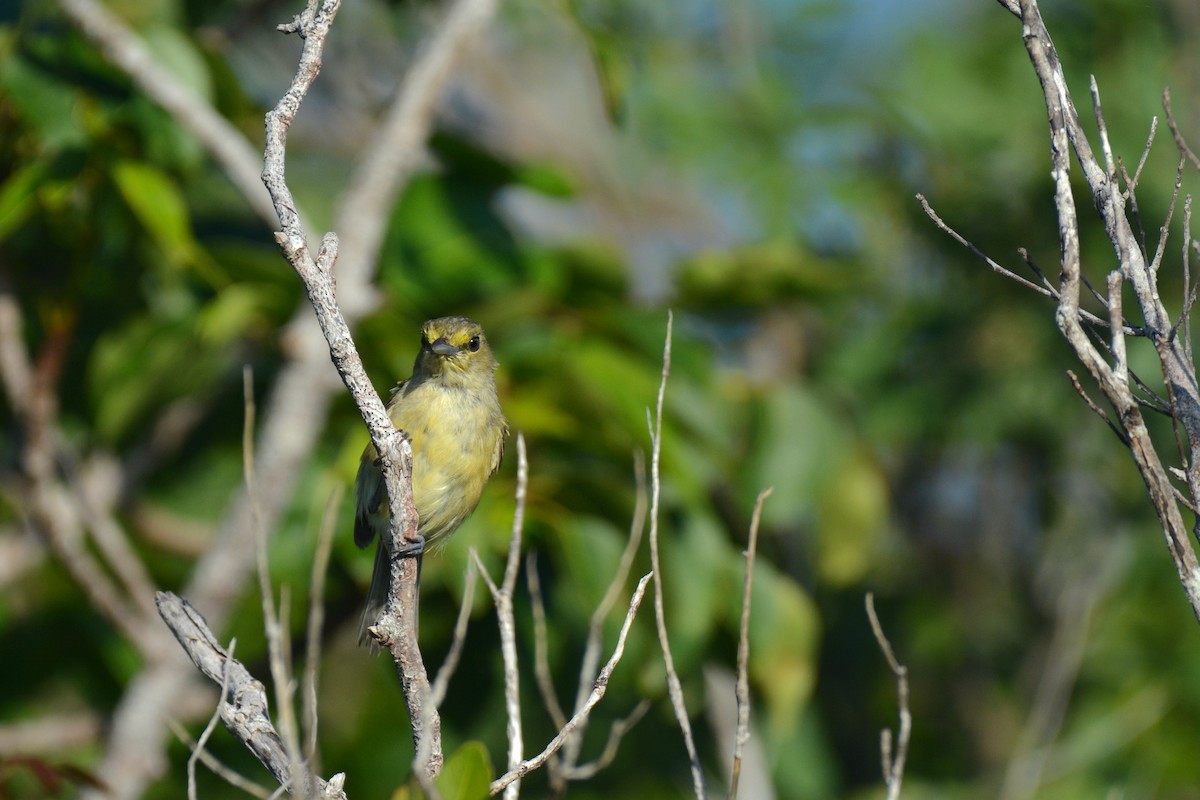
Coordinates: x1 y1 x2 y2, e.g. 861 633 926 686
865 594 911 800
261 1 443 777
190 638 237 800
154 592 347 799
729 488 773 800
430 556 479 708
304 485 343 764
968 0 1200 621
553 450 650 787
1164 87 1200 172
1172 196 1197 353
918 194 1055 297
484 434 529 800
920 196 1142 336
468 433 530 799
558 700 651 781
169 720 273 799
1066 371 1129 446
1128 115 1159 191
490 573 654 795
527 552 568 732
645 311 706 799
243 369 311 798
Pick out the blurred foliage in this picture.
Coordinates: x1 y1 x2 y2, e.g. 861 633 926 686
5 0 1200 798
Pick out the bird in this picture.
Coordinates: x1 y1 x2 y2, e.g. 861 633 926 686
355 316 506 652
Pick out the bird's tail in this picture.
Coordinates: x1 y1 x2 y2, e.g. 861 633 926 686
358 539 422 654
358 541 389 654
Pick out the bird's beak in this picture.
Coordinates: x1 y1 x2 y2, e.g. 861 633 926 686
430 338 461 357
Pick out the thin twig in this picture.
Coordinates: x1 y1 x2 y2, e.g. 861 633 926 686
865 593 911 800
1176 197 1197 358
554 450 650 787
465 438 529 799
1130 115 1159 190
1017 249 1057 295
920 195 1143 336
304 484 344 763
245 368 311 799
527 553 568 731
430 556 479 708
155 592 347 799
558 700 651 781
1066 371 1129 446
170 720 272 799
1164 87 1200 172
490 573 653 795
646 311 706 800
728 488 773 800
500 435 529 800
1149 156 1186 275
190 638 237 800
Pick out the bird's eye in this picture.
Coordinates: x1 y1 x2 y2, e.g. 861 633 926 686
467 335 481 352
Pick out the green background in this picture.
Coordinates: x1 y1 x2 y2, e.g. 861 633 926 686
4 0 1200 797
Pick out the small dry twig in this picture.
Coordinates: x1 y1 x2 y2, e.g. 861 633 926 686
490 573 654 795
645 312 706 800
304 485 344 764
866 593 911 800
728 487 773 800
472 434 529 800
189 638 237 800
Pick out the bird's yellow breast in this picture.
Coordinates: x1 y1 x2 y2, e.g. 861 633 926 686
384 376 504 542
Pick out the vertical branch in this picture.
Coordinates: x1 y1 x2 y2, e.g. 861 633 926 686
1013 0 1200 619
244 370 310 797
646 311 706 800
430 557 479 707
866 594 911 800
728 488 772 800
260 0 442 777
304 485 343 764
501 435 529 799
471 435 529 800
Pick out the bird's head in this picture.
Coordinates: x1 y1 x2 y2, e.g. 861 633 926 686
413 316 497 385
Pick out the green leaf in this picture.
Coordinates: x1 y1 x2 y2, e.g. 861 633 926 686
741 563 820 737
0 161 46 243
741 383 849 527
194 284 268 345
110 160 193 265
661 511 730 670
816 448 889 586
0 55 86 150
436 741 493 800
88 316 222 442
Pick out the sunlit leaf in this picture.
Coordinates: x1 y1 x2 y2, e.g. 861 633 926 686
436 741 493 800
110 160 192 265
